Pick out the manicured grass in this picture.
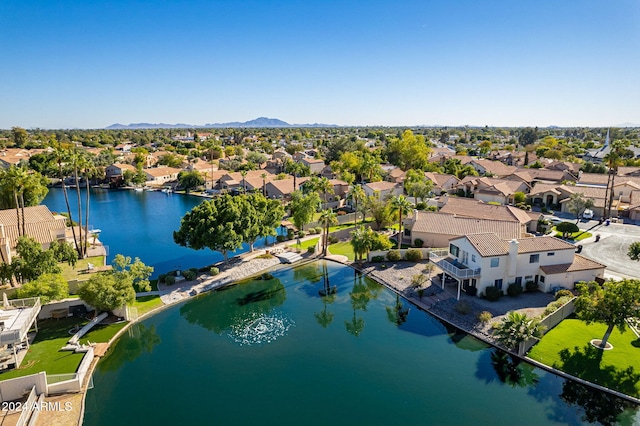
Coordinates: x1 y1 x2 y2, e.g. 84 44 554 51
59 256 106 281
327 242 355 260
80 322 128 345
131 295 164 317
289 237 320 250
553 231 592 241
528 318 640 397
0 317 86 380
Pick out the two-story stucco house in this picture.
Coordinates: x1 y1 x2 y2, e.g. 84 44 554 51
431 233 605 299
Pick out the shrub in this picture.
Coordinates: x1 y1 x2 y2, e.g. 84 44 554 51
307 246 315 254
507 283 523 297
415 202 428 210
314 227 323 234
210 267 220 276
478 311 493 323
298 230 306 238
189 267 198 274
327 235 339 244
158 274 166 284
276 235 286 243
386 250 401 261
413 238 424 248
454 301 472 315
484 286 502 301
165 275 176 285
286 229 295 240
525 280 539 292
371 255 385 263
308 228 318 235
466 286 478 297
555 289 573 300
404 249 422 262
182 270 196 281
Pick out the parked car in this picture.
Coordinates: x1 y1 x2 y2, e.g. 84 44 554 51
582 209 594 220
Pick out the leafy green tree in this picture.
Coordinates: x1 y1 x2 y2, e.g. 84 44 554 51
11 127 29 147
492 311 545 352
49 240 78 267
628 241 640 261
12 236 61 283
0 167 49 234
350 225 392 262
78 272 136 314
290 190 321 232
574 280 640 349
305 176 334 209
566 192 594 222
112 254 153 292
173 195 244 262
178 170 205 193
390 195 413 249
513 191 526 204
158 153 183 168
555 221 579 238
346 184 366 226
404 170 434 203
365 195 394 230
239 193 285 251
386 130 431 171
16 273 68 304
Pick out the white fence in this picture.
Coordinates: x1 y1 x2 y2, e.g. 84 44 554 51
0 347 95 401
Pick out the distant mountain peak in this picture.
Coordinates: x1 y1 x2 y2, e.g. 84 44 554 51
105 117 337 129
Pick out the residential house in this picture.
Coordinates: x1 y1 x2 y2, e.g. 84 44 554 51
404 211 525 248
433 233 605 298
386 168 407 184
265 177 310 201
0 205 67 264
362 181 403 199
469 159 517 178
455 176 529 204
437 196 539 233
105 163 137 184
424 172 459 195
509 168 577 186
300 157 325 175
0 149 38 168
144 167 181 187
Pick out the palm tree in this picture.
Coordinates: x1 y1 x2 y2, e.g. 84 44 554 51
346 184 365 226
261 172 267 197
318 209 338 256
240 170 248 193
69 149 87 257
390 194 413 249
81 154 96 257
492 311 545 353
53 143 80 255
350 225 375 263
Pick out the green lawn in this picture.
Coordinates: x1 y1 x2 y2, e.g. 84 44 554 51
552 230 592 241
131 295 164 317
60 256 106 281
289 237 320 250
0 317 86 380
0 317 131 381
528 318 640 397
327 242 355 260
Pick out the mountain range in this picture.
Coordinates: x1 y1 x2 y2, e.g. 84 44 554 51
105 117 337 130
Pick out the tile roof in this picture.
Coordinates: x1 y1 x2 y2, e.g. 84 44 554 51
0 205 67 250
144 166 181 177
410 212 523 240
424 172 458 186
540 254 606 274
364 181 401 191
453 234 575 257
438 197 533 224
471 159 517 177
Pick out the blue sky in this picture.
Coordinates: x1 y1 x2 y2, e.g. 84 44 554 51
1 0 639 129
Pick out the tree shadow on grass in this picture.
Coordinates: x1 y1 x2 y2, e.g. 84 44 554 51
555 344 640 397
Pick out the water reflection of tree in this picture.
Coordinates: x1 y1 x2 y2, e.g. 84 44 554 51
180 277 286 334
475 349 539 388
314 263 336 328
99 323 161 372
344 270 377 336
385 293 410 326
560 380 637 426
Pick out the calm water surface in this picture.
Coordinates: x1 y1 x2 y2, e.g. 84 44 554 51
45 189 638 425
84 262 639 425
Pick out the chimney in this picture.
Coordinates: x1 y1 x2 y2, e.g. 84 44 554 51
507 239 519 277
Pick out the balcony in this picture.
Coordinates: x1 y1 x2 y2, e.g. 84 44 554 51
429 251 481 279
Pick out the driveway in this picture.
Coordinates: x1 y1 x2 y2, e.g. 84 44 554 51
580 222 640 279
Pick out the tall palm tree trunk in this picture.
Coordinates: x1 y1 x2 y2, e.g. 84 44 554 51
60 165 80 256
19 192 26 236
83 171 91 257
74 168 84 258
397 212 403 249
13 190 21 237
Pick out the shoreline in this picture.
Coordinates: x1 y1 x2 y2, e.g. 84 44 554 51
75 254 639 425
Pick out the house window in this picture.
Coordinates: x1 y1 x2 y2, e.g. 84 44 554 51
494 279 503 289
471 254 476 263
539 276 545 283
450 244 459 257
529 254 540 263
490 258 499 268
547 252 555 256
515 277 522 286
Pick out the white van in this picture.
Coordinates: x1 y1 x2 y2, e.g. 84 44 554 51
582 209 594 220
